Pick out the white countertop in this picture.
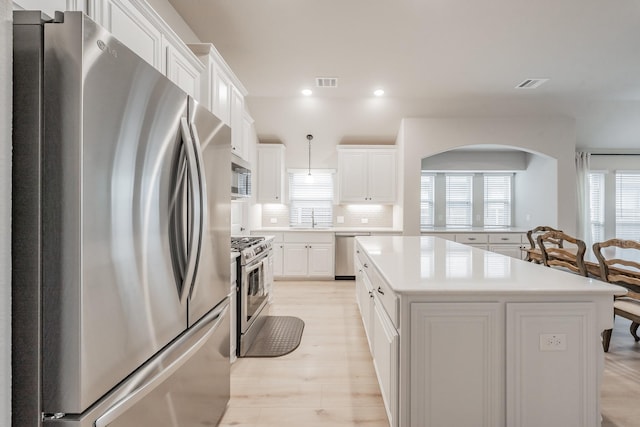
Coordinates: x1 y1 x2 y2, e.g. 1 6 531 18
421 227 528 233
357 235 626 296
252 226 402 233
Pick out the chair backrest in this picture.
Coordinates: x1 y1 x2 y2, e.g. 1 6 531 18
526 225 563 250
537 231 588 276
592 239 640 296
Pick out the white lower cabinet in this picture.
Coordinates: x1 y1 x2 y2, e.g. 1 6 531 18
272 239 284 278
425 231 526 259
282 243 334 278
356 245 398 427
280 232 334 279
373 299 399 427
489 244 524 259
282 243 308 276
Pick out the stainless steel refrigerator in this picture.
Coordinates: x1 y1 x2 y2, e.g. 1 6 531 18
12 10 231 426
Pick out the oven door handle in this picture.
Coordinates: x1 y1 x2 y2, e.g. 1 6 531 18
245 254 267 275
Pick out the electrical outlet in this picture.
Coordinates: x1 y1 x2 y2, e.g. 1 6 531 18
539 333 567 351
361 218 369 224
270 217 277 224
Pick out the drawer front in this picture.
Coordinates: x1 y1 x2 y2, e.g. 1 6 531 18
371 267 399 329
284 232 334 243
455 233 489 244
355 245 369 268
488 233 523 244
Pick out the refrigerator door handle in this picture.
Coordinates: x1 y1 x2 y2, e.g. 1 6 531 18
94 301 229 427
186 122 208 299
179 117 202 304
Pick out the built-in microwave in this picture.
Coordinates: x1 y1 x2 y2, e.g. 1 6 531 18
231 155 251 198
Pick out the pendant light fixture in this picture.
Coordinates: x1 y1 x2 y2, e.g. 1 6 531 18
305 134 314 183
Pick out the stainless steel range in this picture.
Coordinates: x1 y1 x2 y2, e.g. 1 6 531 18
231 236 273 356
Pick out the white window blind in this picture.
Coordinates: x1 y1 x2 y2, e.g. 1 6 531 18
420 173 435 227
484 174 512 227
615 172 640 240
589 172 605 242
289 172 333 227
446 175 473 227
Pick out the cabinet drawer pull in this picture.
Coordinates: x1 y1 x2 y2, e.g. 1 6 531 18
501 237 509 241
363 263 368 268
377 286 385 295
468 237 476 241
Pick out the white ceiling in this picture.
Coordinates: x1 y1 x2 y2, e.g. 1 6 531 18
168 0 640 150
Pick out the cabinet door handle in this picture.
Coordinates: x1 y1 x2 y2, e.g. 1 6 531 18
377 286 385 295
363 263 368 268
308 245 312 248
368 290 374 298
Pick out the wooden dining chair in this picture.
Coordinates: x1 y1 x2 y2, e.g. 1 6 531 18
537 230 588 276
524 226 563 264
593 238 640 352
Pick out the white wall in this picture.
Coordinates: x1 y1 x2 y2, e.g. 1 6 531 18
399 117 576 235
144 0 201 43
514 154 558 230
421 150 527 171
2 0 12 423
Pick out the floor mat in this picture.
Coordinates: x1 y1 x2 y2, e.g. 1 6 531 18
243 316 304 357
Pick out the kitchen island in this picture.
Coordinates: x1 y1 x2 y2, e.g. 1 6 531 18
355 235 625 427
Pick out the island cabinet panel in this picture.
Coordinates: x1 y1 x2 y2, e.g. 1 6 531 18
373 299 399 427
410 303 503 427
506 303 599 427
356 235 622 427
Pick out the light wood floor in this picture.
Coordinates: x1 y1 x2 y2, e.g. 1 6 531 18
220 280 640 427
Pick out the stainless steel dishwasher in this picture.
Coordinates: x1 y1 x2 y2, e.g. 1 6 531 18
335 232 371 279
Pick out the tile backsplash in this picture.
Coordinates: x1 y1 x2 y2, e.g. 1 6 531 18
261 204 393 228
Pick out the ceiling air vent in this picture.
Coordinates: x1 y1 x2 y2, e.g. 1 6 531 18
515 78 549 89
315 77 338 88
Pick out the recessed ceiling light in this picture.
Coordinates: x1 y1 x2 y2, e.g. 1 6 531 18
374 89 385 96
301 89 313 96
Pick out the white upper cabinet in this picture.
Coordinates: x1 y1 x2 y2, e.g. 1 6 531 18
13 0 89 15
164 41 203 100
213 65 231 125
189 43 233 125
338 146 397 203
230 86 245 159
100 0 163 70
257 144 285 203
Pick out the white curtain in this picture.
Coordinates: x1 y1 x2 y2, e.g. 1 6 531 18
575 152 591 247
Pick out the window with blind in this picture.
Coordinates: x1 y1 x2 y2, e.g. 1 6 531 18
446 175 473 227
289 172 333 227
589 172 605 242
420 173 435 227
615 172 640 240
484 174 512 227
